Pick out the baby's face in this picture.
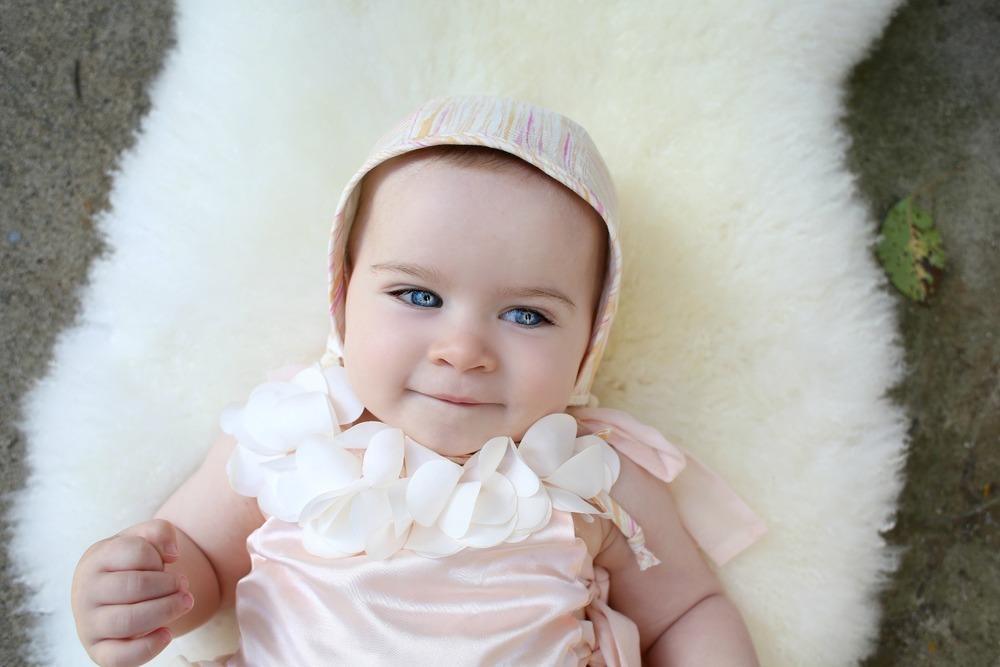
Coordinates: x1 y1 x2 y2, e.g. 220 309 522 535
342 153 607 457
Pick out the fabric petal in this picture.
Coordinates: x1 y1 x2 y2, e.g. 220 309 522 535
225 442 271 497
438 481 482 538
364 521 409 560
386 478 413 538
517 413 578 477
472 474 516 525
406 459 463 526
547 486 602 515
477 437 510 479
512 489 552 535
544 443 606 499
298 480 366 522
498 447 540 496
460 512 517 548
319 364 366 424
335 421 394 449
405 523 466 557
404 436 447 473
352 488 393 539
243 388 336 455
362 428 405 486
295 434 362 492
302 500 362 557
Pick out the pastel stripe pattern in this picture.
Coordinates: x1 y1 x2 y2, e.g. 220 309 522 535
320 94 621 407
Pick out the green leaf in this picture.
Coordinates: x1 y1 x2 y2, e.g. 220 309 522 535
875 196 947 302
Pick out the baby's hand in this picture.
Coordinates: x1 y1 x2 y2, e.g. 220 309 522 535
71 518 195 666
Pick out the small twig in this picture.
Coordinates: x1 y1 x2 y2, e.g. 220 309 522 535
952 496 1000 522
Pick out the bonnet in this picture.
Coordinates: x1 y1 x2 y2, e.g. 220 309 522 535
318 94 621 408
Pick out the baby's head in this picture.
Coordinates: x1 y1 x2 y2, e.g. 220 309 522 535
341 145 608 457
322 95 621 458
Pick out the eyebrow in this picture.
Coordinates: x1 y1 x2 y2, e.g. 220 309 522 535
370 261 577 311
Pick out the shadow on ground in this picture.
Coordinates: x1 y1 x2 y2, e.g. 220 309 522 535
845 0 1000 664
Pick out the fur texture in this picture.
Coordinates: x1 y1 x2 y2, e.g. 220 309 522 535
8 1 909 664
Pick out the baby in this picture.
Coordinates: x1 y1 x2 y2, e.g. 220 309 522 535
71 95 766 666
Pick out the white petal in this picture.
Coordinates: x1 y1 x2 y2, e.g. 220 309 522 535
544 444 606 499
547 486 602 515
298 481 365 522
460 513 517 548
352 488 393 540
404 436 447 473
336 421 394 449
405 523 466 557
498 447 540 496
517 413 578 477
291 364 330 394
295 434 362 491
258 471 301 523
457 438 509 483
320 365 366 424
386 478 414 538
226 443 269 497
240 382 305 454
219 403 242 436
310 495 352 534
438 481 482 538
362 428 405 486
599 440 621 488
244 389 336 454
472 474 516 525
478 437 510 478
258 454 297 473
513 490 552 533
365 521 409 560
406 459 463 526
273 467 326 520
302 501 362 556
574 434 605 455
301 522 355 558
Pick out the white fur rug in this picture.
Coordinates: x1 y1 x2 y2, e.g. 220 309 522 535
8 1 911 665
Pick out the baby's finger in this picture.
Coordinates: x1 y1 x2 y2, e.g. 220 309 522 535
90 626 172 667
91 589 194 641
90 569 188 606
116 518 181 565
95 535 168 574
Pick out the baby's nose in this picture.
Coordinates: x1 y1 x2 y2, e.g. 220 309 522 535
427 330 498 373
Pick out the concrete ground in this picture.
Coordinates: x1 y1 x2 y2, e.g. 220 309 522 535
1 1 997 665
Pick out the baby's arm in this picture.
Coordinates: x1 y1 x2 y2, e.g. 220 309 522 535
152 430 267 637
594 454 759 666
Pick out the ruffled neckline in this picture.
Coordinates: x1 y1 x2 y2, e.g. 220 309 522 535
222 362 623 561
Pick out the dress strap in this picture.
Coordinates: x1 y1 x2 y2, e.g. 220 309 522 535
590 489 662 571
570 406 768 568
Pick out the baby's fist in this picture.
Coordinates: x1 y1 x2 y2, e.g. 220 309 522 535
71 518 194 666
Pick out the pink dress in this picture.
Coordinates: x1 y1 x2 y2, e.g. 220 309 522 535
177 408 767 666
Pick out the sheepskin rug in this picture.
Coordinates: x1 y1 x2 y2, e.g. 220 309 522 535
8 1 911 665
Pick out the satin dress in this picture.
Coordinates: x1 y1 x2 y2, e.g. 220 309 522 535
176 407 767 666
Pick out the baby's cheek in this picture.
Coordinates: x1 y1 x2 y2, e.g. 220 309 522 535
516 346 577 407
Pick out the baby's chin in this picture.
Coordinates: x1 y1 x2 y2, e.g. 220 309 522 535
387 392 517 457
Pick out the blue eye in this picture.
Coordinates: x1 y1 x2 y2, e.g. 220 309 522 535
393 289 441 308
501 308 550 327
387 289 553 328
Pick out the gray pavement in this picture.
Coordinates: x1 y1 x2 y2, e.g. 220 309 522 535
1 1 997 665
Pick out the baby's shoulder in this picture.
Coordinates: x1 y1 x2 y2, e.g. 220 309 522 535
595 450 690 569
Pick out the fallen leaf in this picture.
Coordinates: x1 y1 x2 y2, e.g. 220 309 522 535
876 196 947 302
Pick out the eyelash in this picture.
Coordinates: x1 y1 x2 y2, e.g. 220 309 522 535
387 289 554 328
